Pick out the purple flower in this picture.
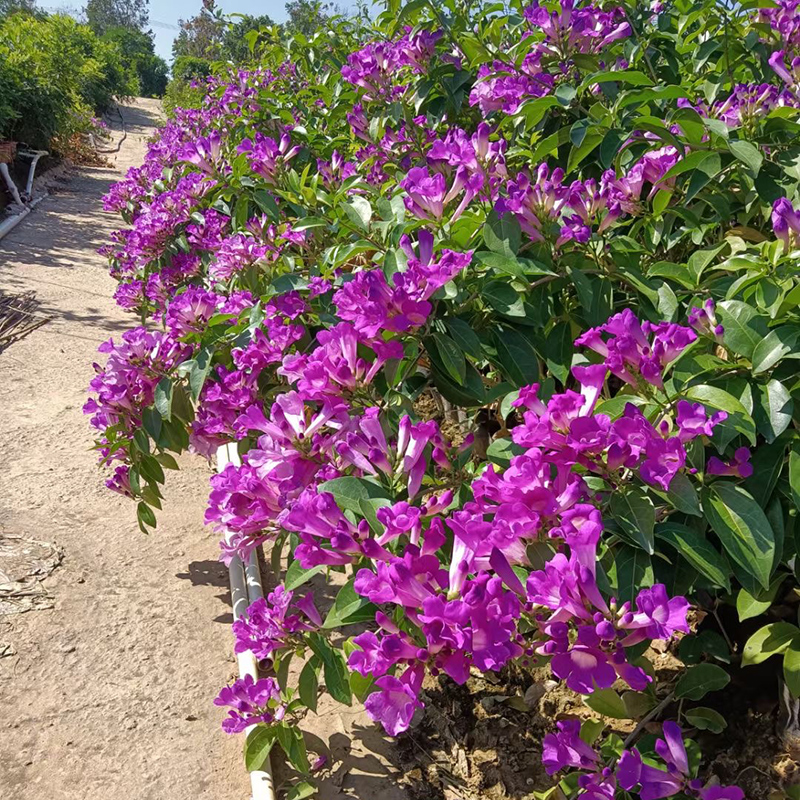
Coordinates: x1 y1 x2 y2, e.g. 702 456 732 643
707 447 753 478
675 401 727 442
617 748 682 800
238 132 300 184
621 584 690 643
688 299 724 341
213 674 285 734
772 197 800 251
541 718 599 774
363 664 425 735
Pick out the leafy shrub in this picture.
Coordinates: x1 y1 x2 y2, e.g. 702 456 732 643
0 12 136 150
89 0 800 797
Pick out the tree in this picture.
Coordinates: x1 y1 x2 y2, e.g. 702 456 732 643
171 8 223 60
85 0 148 36
0 0 36 17
102 26 167 96
284 0 333 37
221 14 275 62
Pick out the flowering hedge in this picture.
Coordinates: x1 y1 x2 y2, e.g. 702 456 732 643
88 0 800 797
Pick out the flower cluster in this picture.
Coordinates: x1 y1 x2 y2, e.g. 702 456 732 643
544 720 744 800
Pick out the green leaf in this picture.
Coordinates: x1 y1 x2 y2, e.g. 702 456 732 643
790 446 800 510
753 379 793 443
492 326 539 386
483 280 525 317
610 545 653 604
427 333 466 385
307 633 352 706
678 630 730 664
784 640 800 697
486 437 526 469
751 326 800 374
744 439 786 506
444 317 482 359
584 688 628 718
154 377 173 421
716 301 770 359
299 656 321 712
483 209 521 257
137 501 156 530
742 622 800 666
655 523 731 591
684 384 756 445
568 132 603 172
244 726 278 771
662 472 702 518
622 690 657 719
736 575 787 621
322 580 376 628
275 723 310 774
430 360 486 407
685 706 727 733
610 487 655 554
349 669 375 703
285 561 325 591
344 196 372 231
541 321 573 385
675 663 730 700
578 69 653 90
729 140 763 174
188 347 214 402
705 482 776 590
317 477 391 514
287 780 318 800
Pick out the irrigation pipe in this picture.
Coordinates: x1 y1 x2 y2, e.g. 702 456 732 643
0 194 48 243
217 442 275 800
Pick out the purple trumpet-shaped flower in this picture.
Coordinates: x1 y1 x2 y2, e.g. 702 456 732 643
688 299 724 341
541 718 599 774
400 166 482 222
238 132 300 185
363 663 425 736
706 447 753 478
770 50 800 88
232 586 320 660
618 723 744 800
675 401 727 442
214 674 285 734
772 197 800 251
620 584 690 644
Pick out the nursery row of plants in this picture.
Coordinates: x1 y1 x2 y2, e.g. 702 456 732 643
0 10 163 153
87 0 800 796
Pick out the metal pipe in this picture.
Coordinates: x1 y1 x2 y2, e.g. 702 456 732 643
0 194 47 242
217 443 275 800
0 163 23 207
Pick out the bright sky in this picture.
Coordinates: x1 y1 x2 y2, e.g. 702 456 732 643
43 1 361 63
147 0 294 62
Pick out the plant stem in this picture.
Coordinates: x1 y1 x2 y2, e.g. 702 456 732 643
619 691 676 751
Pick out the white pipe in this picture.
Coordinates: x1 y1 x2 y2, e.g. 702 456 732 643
23 151 47 199
0 194 47 242
217 443 275 800
0 163 23 206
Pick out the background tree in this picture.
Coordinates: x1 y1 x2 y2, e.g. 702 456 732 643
84 0 148 36
102 26 167 96
0 0 37 17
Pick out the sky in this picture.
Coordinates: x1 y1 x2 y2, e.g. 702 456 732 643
147 0 295 62
44 1 358 63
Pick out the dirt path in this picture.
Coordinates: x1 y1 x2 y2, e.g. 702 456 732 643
0 99 247 800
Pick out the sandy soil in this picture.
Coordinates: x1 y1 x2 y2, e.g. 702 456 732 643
0 99 248 800
0 98 410 800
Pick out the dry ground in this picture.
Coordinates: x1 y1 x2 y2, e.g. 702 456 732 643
0 98 409 800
